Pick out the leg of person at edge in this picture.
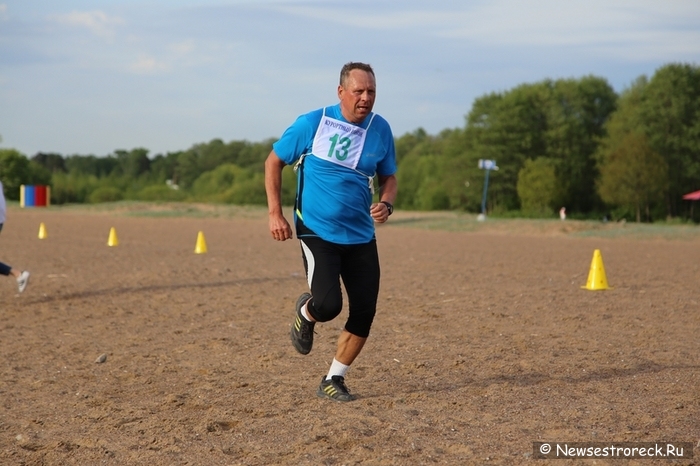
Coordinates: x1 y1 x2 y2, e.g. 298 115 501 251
0 181 30 293
265 62 398 402
0 258 29 293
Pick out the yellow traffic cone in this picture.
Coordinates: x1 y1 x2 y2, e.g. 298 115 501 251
38 222 47 239
194 231 207 254
107 227 119 247
581 249 611 290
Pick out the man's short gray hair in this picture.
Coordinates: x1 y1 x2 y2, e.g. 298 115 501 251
340 62 375 86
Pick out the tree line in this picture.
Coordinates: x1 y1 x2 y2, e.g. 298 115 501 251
1 62 698 222
396 62 699 222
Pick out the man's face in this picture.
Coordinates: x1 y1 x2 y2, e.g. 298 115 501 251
338 69 376 124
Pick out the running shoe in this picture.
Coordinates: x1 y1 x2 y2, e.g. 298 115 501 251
290 292 314 354
17 271 30 293
317 375 356 402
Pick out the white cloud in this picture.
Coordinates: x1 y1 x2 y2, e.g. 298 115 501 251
267 0 700 55
129 55 170 74
170 40 195 55
53 10 124 38
268 4 440 30
436 1 699 42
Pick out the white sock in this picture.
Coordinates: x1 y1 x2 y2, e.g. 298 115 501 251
326 358 349 380
300 300 313 322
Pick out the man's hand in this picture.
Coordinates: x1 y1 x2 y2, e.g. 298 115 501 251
269 213 293 241
265 151 293 241
370 202 390 224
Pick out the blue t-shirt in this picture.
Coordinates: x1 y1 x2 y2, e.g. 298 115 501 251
273 104 396 245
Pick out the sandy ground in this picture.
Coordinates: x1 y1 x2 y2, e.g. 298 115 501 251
0 205 698 465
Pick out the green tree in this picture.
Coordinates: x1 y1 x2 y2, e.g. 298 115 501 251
192 164 247 200
0 149 32 199
517 158 560 215
65 154 119 177
172 138 273 190
32 152 67 173
222 173 267 205
51 172 100 204
174 150 200 189
639 63 700 217
395 128 429 164
464 77 617 214
597 133 668 222
234 139 274 170
190 163 270 205
0 149 51 200
115 148 151 179
395 128 473 211
149 151 182 184
544 76 617 213
465 85 549 212
88 186 124 203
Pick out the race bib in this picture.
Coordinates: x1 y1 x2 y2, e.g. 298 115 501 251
311 114 368 170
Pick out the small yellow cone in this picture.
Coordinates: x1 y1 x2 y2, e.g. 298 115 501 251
194 231 207 254
581 249 611 290
38 222 47 239
107 227 119 247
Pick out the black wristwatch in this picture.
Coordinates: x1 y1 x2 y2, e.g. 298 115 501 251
381 201 394 216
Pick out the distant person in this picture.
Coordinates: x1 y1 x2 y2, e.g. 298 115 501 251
559 207 566 221
265 62 397 402
0 180 30 293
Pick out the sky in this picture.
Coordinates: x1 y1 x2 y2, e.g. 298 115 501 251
1 0 699 157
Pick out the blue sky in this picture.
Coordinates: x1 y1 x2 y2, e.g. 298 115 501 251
1 0 699 157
